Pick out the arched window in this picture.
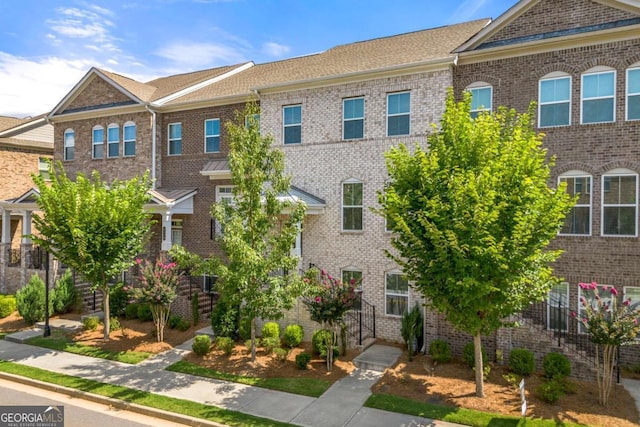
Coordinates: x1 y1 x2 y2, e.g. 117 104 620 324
92 125 104 159
63 129 75 161
539 71 571 127
581 66 615 124
342 178 363 231
466 82 492 118
558 170 591 235
626 62 640 121
107 123 119 158
602 168 638 236
123 121 136 157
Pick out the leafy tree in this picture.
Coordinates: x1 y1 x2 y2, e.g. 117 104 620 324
211 103 307 362
32 161 152 340
378 91 573 397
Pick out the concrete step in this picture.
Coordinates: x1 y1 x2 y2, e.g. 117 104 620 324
353 344 402 372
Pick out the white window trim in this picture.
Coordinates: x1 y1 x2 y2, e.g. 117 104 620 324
283 104 302 145
341 179 364 232
581 69 616 124
547 282 569 332
578 284 612 334
63 129 74 161
466 83 493 117
385 270 409 317
92 125 104 159
341 268 363 291
538 74 572 128
626 66 640 122
107 123 119 158
168 122 182 156
123 121 136 157
601 169 638 237
204 118 221 153
558 172 592 236
215 185 235 236
343 97 365 140
386 91 411 137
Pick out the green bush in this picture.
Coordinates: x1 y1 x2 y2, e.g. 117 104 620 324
83 316 99 331
16 275 53 325
543 352 571 379
192 335 211 356
261 336 280 354
169 315 190 331
537 378 565 404
296 352 312 370
261 322 280 339
108 283 128 317
210 298 238 338
312 329 339 359
125 303 139 320
462 342 487 369
52 271 78 314
238 316 252 341
191 291 200 326
109 317 121 332
215 336 235 356
273 347 289 362
509 348 535 377
0 296 17 318
428 339 452 363
283 324 304 348
137 304 153 321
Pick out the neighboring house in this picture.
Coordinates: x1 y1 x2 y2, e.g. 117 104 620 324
0 115 53 293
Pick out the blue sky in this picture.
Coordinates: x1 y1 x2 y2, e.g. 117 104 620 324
0 0 514 117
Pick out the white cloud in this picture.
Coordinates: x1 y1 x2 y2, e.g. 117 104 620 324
154 41 246 69
262 42 290 58
447 0 490 23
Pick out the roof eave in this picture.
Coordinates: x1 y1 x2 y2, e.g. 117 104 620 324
47 103 148 123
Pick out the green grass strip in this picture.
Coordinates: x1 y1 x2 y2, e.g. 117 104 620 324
365 393 587 427
26 332 151 364
0 360 291 427
167 360 330 398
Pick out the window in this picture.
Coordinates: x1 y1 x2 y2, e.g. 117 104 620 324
581 69 615 124
602 171 637 236
215 186 234 236
547 282 569 332
92 125 104 159
468 84 492 118
343 269 363 311
539 74 571 127
387 92 410 136
168 123 182 155
283 105 301 144
386 272 408 316
342 180 363 231
63 129 75 161
205 119 220 153
343 97 364 140
38 158 50 180
559 174 591 235
123 122 136 156
627 67 640 121
245 113 260 130
107 124 119 158
578 284 612 333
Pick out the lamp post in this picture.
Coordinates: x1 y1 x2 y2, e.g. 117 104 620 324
43 247 51 337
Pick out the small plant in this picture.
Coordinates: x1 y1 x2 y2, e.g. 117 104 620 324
502 372 521 388
107 282 128 317
428 339 452 363
312 329 338 359
509 348 535 377
109 317 121 332
401 304 423 361
215 336 235 356
0 296 17 318
191 291 200 326
282 324 304 348
192 334 211 356
168 314 190 331
16 275 53 325
537 378 565 404
210 298 238 338
543 352 571 379
261 322 280 339
137 303 153 322
296 352 312 370
261 336 280 354
273 347 289 362
52 271 79 314
462 342 487 369
83 316 99 331
244 339 253 352
125 303 139 319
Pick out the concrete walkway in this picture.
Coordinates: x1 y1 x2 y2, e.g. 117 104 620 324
1 323 463 427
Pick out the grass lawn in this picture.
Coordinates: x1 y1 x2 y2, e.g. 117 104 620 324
167 360 331 398
26 331 151 364
0 360 291 427
365 393 585 427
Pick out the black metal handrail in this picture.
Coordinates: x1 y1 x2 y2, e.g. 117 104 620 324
344 293 376 345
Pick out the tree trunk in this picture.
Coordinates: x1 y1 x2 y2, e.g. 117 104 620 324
474 332 485 397
250 316 257 362
102 289 110 341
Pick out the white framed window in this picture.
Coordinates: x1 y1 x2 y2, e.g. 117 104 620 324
343 97 364 140
245 113 260 130
624 286 640 306
38 157 50 180
123 122 136 157
547 282 569 332
283 105 302 144
205 118 220 153
467 83 492 118
342 179 363 231
581 68 615 124
578 284 613 333
626 66 640 121
92 125 104 159
107 123 119 158
171 219 183 246
539 73 571 127
558 172 591 235
215 185 235 236
341 269 363 290
387 92 410 136
168 122 182 155
63 129 75 161
385 271 409 316
602 169 638 237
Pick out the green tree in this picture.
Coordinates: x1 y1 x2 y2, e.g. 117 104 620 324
32 161 152 341
211 103 307 362
378 91 573 397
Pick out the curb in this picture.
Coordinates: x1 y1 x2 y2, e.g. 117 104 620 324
0 371 228 427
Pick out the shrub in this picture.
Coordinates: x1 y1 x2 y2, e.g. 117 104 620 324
210 298 238 338
192 335 211 356
169 315 190 331
283 324 304 348
0 296 17 318
312 329 339 359
16 275 53 325
543 352 571 379
428 339 452 363
215 336 235 356
296 352 312 370
509 348 535 377
137 304 153 321
261 336 280 354
537 378 565 404
273 347 289 362
191 291 200 326
462 342 487 369
107 282 128 317
261 322 280 339
238 316 252 341
125 303 139 320
109 317 121 332
52 271 78 314
83 316 99 331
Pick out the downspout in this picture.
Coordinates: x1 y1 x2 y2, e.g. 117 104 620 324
144 104 157 189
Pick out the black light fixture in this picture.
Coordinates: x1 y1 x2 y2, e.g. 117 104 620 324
43 247 51 337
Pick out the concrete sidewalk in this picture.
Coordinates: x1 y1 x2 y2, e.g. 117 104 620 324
0 325 463 427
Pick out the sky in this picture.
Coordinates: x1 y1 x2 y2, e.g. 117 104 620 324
0 0 515 118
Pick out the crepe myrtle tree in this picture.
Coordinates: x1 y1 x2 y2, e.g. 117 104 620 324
378 90 574 397
32 161 152 341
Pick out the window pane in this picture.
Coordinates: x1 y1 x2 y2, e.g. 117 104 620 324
344 119 364 139
284 126 301 144
343 183 362 205
388 93 410 115
603 206 636 235
540 78 570 103
344 98 364 119
471 87 491 111
108 127 119 142
93 128 104 142
342 270 362 288
108 142 118 157
540 103 570 127
388 115 410 136
124 141 135 156
604 176 636 204
386 274 408 294
169 123 182 139
170 140 182 155
93 144 103 158
629 69 640 94
561 206 590 234
386 295 408 316
583 72 614 98
628 95 640 120
206 119 220 136
343 207 362 230
124 125 136 140
284 106 301 125
206 136 220 152
583 98 614 123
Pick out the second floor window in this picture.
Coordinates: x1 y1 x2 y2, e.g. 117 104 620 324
283 105 302 144
168 123 182 155
387 92 410 136
64 129 75 161
469 85 492 118
107 124 119 158
92 126 104 159
582 69 615 124
123 122 136 156
559 174 591 235
627 67 640 121
343 97 364 140
205 119 220 153
539 75 571 127
342 180 363 231
602 171 637 237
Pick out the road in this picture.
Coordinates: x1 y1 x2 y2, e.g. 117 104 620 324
0 378 190 427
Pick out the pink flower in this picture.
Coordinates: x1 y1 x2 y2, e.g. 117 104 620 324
579 283 589 289
610 287 619 296
571 312 577 318
350 279 356 285
315 296 321 303
624 299 631 306
590 282 598 290
603 285 609 291
135 258 143 265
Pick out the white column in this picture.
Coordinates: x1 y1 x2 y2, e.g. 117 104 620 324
1 210 10 244
161 211 173 251
21 211 32 244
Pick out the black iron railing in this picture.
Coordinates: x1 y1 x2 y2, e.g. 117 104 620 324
344 293 376 346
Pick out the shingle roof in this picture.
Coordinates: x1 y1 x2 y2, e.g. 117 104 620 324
0 116 29 132
98 69 158 102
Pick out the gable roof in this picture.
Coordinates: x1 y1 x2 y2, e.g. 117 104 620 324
0 116 29 132
0 115 53 151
